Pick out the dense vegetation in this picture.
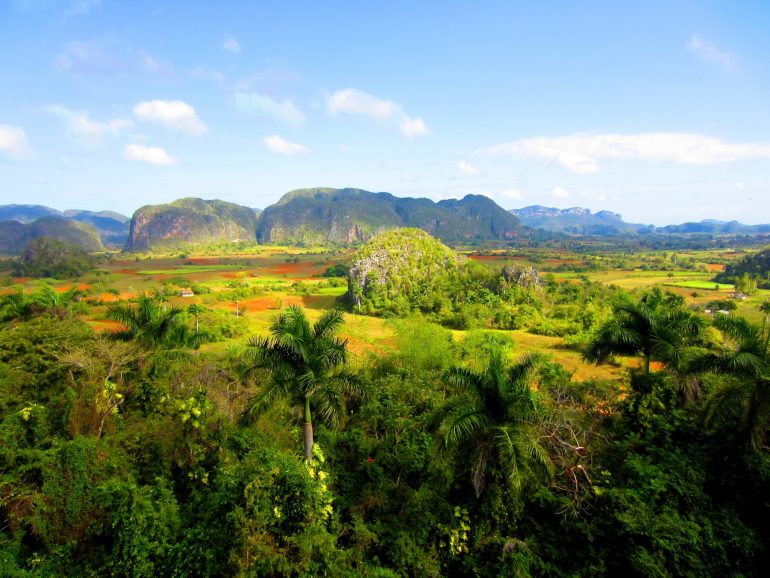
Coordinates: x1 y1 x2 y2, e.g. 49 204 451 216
716 247 770 288
1 233 769 576
14 237 96 278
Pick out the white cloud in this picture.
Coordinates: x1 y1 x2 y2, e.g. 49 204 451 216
326 88 431 138
551 187 569 199
500 190 523 200
234 92 305 125
735 181 746 190
124 144 176 166
223 37 241 53
0 125 32 159
133 100 207 135
457 160 479 176
263 135 309 156
687 34 734 70
46 104 130 146
480 132 770 173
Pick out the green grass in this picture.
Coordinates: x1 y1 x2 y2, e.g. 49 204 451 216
137 265 239 275
665 280 734 290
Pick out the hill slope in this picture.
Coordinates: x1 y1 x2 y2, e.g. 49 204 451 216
125 198 258 251
0 217 105 255
257 188 523 245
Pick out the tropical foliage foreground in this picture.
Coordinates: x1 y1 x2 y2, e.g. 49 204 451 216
0 291 768 576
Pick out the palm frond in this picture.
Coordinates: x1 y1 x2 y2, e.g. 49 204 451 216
240 381 291 425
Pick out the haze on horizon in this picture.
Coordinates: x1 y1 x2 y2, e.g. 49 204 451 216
1 0 769 226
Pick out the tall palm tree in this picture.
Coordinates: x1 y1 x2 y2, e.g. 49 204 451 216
106 294 189 349
584 288 704 378
693 315 770 449
435 349 553 497
241 305 364 461
187 303 205 335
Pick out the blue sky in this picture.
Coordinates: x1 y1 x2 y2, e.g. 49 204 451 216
1 0 769 225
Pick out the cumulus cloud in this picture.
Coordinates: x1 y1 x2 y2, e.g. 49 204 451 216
133 100 207 135
263 135 309 156
326 88 431 138
0 125 32 159
223 37 241 53
234 92 305 125
124 144 176 166
551 187 569 199
45 104 130 146
457 161 479 176
480 132 770 174
687 34 734 70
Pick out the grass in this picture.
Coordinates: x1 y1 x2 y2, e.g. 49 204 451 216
665 280 734 290
137 265 243 275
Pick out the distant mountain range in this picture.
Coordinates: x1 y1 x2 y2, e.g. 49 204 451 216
0 204 129 249
2 194 770 255
512 206 770 236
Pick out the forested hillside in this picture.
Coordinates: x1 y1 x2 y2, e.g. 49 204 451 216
257 188 524 245
0 217 105 254
125 198 258 251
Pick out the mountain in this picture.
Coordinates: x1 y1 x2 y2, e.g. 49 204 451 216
62 210 130 246
0 216 105 255
512 206 651 235
511 205 770 237
658 221 770 235
256 188 523 245
0 204 62 223
125 198 258 251
0 205 130 246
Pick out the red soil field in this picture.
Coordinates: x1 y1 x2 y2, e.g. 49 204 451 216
705 263 726 272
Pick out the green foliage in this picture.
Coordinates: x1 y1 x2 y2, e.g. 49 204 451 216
348 228 462 315
14 237 95 278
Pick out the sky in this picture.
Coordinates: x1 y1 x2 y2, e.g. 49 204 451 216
1 0 769 225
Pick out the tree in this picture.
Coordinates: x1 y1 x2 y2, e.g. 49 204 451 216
693 315 770 449
435 348 553 496
187 303 205 335
241 305 364 461
106 294 191 350
584 288 704 378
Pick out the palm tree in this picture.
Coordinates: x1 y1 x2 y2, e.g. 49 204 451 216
106 293 189 349
584 288 704 379
241 305 364 461
434 349 553 497
187 303 205 335
693 315 770 449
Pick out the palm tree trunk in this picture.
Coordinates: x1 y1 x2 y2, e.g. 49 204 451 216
303 396 313 461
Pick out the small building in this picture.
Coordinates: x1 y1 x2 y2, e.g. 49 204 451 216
180 288 194 297
731 292 748 300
